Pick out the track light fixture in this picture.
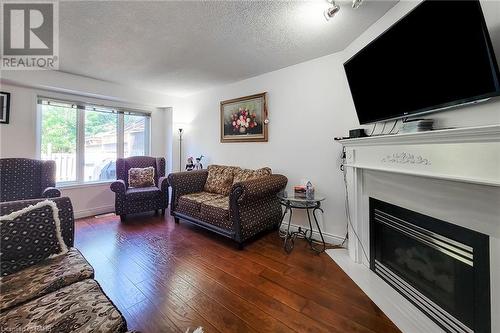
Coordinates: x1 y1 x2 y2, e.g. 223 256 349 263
324 0 340 21
324 0 363 22
352 0 363 9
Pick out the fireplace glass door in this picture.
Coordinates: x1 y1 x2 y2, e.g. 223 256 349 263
370 198 490 333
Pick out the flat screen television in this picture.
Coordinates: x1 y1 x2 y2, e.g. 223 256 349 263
344 0 500 125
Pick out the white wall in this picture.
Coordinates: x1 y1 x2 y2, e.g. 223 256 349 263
0 72 176 218
174 0 500 241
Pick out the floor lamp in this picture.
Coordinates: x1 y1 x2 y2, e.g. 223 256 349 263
178 128 183 171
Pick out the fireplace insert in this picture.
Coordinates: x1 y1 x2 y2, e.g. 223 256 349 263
370 198 490 333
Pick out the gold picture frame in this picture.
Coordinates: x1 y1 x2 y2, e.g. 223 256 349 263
220 92 268 143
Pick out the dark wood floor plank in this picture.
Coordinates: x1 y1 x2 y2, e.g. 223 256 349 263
123 298 181 333
137 279 221 333
168 249 339 333
75 214 400 333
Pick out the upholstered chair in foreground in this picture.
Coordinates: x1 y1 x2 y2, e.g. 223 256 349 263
0 158 61 202
110 156 168 221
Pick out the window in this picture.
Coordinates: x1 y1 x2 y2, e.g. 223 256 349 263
40 103 77 182
39 98 150 185
84 109 118 182
124 114 147 157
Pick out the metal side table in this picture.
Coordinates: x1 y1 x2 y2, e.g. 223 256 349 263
277 191 326 254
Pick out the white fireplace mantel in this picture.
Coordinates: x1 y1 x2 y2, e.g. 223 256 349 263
327 125 500 333
340 125 500 187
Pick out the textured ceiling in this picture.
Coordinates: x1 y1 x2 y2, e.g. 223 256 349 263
59 1 398 97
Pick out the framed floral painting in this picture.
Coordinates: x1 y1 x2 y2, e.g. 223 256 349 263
220 92 268 143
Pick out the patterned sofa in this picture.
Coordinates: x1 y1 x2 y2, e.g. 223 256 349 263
110 156 169 221
168 165 288 248
0 197 130 333
0 158 61 202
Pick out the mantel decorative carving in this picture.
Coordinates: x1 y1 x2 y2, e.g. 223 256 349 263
381 152 431 165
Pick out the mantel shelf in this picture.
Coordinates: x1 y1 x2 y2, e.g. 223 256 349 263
337 124 500 187
336 124 500 146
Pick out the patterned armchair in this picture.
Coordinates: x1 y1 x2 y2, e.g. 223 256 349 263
168 165 287 248
0 158 61 202
0 197 130 332
110 156 168 221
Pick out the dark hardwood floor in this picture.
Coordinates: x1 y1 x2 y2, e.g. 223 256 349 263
75 213 400 333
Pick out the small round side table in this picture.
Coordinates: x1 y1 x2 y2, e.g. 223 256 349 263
277 191 326 254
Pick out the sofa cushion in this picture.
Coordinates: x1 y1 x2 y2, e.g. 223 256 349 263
126 186 161 200
0 247 94 312
204 165 238 196
177 192 224 218
0 200 68 277
0 279 127 333
233 167 272 184
200 196 232 231
128 166 155 188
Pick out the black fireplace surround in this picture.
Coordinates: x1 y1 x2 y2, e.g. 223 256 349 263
369 198 490 333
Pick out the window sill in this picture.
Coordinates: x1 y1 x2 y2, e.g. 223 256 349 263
57 180 114 190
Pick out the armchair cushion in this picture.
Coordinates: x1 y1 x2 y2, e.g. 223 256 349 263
204 165 238 196
128 166 155 188
125 186 162 200
0 247 94 312
233 167 272 184
1 198 75 248
0 200 68 277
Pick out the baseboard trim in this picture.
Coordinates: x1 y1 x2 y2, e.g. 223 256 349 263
279 222 345 246
74 205 115 219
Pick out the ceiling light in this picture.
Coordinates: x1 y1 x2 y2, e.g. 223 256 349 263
352 0 363 9
324 0 340 21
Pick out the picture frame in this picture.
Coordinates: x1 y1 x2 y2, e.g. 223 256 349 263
220 92 268 143
0 92 10 124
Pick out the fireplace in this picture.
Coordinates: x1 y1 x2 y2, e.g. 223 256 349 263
370 198 490 333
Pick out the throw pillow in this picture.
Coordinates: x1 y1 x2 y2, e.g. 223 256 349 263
233 167 272 184
204 165 237 196
128 167 155 188
0 200 68 277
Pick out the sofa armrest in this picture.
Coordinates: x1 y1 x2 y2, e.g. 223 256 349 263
168 170 208 208
230 174 288 203
42 187 61 198
158 176 169 193
0 197 75 248
110 180 126 194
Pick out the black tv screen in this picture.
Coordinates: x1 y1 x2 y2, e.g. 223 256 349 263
344 0 500 125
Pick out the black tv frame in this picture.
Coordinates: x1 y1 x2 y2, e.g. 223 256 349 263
344 0 500 125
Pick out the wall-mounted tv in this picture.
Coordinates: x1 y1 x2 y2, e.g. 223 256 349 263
344 0 500 125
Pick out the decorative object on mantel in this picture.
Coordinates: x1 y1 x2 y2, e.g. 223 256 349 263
220 92 268 143
381 152 431 165
0 92 11 124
